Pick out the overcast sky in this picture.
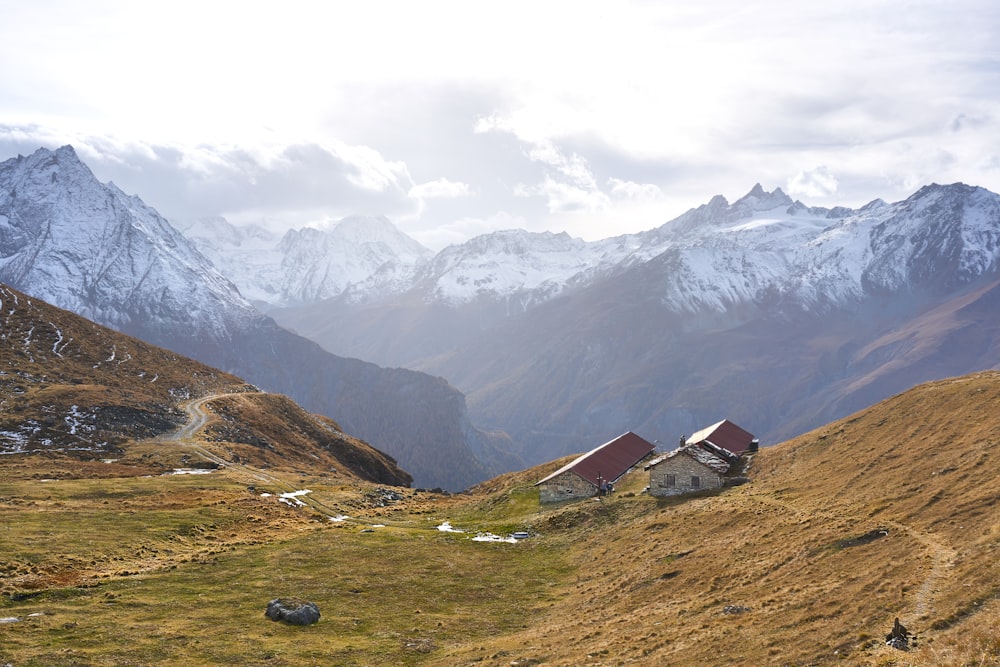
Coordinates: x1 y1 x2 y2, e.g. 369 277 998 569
1 1 998 249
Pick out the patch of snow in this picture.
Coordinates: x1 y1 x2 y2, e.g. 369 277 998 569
471 532 518 543
52 327 64 356
167 468 215 475
0 430 29 453
65 405 82 435
437 521 464 533
277 489 312 507
328 515 350 522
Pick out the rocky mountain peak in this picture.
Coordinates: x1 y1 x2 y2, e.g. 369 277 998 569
0 145 255 336
732 183 794 212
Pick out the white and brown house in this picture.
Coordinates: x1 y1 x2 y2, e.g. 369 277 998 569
646 419 757 497
535 431 656 503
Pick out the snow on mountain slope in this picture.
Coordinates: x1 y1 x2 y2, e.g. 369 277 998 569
0 145 519 491
861 183 1000 294
181 215 433 307
280 216 433 304
618 182 1000 317
177 217 286 306
410 229 633 308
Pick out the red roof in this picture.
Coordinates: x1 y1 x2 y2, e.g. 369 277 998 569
685 420 756 457
536 432 656 487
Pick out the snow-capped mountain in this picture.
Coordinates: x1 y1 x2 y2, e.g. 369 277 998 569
9 143 998 481
181 215 433 308
633 182 1000 315
403 181 1000 317
409 229 624 308
176 216 284 307
0 146 516 490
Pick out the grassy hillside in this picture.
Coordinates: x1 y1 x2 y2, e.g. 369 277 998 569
2 298 999 667
0 283 247 453
0 282 410 486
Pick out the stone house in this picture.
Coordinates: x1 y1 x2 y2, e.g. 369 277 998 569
535 431 655 503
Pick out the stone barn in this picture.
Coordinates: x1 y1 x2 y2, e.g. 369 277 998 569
535 431 655 503
646 444 731 496
646 419 757 497
684 419 758 457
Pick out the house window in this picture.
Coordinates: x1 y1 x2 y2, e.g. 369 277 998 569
664 474 676 487
691 475 700 489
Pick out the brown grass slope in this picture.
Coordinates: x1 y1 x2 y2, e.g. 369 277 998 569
435 372 1000 666
0 283 247 454
200 392 412 485
0 282 410 485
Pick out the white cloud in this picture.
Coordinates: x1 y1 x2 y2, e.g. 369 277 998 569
608 178 664 202
408 178 472 200
526 141 599 190
516 176 611 215
787 167 840 199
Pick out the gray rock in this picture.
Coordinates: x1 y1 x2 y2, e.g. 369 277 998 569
265 598 321 626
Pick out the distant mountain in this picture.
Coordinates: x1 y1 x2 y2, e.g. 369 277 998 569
0 282 411 486
267 182 1000 466
0 146 516 489
180 214 433 309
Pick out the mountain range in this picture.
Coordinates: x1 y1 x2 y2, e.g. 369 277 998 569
0 146 514 490
247 182 1000 466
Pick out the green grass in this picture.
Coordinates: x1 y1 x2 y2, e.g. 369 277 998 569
0 471 573 666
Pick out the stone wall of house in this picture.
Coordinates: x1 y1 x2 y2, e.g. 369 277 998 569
538 470 597 503
649 455 724 497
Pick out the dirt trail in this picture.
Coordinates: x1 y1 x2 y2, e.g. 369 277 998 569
884 519 957 620
747 491 956 624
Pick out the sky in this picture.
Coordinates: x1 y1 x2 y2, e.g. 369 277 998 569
1 0 998 250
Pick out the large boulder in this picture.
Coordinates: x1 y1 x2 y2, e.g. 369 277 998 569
265 598 321 626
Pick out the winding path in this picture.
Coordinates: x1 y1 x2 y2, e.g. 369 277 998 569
152 393 346 518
